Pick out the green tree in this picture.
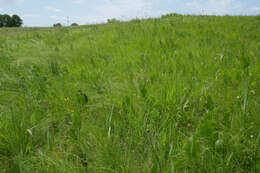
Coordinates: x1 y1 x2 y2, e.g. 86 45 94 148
11 14 23 27
53 23 62 27
1 14 12 27
0 15 3 27
0 14 23 27
71 23 79 26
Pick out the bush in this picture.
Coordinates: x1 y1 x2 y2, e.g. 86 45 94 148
71 23 79 26
53 23 62 27
162 13 181 18
107 18 120 23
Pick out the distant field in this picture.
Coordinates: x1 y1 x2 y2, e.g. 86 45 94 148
0 15 259 172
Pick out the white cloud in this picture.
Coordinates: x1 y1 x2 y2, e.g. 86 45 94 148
44 6 62 13
50 15 59 20
66 0 166 25
51 15 66 20
94 0 160 20
21 14 38 21
0 8 3 12
22 14 34 17
50 15 67 25
247 7 260 14
185 0 243 15
73 15 107 24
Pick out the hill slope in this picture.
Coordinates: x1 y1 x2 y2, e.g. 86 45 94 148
0 15 260 172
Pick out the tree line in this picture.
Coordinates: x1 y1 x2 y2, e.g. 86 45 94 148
0 14 23 27
53 22 79 27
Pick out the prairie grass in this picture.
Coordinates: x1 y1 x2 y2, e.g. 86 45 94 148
0 15 259 172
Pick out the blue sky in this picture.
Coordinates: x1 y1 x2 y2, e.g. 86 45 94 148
0 0 259 26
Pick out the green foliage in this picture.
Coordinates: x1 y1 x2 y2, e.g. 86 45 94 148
162 13 181 18
0 15 259 172
71 23 79 26
107 18 120 23
0 14 23 27
11 14 23 27
53 23 62 27
0 14 12 27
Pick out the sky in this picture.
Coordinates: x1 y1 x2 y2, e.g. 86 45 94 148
0 0 259 26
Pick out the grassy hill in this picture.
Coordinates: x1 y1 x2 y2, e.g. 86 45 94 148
0 15 259 172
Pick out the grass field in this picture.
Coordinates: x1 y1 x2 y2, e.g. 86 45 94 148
0 14 260 172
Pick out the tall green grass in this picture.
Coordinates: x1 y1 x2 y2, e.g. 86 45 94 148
0 15 259 172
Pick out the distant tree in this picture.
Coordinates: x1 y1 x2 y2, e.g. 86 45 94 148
11 14 23 27
162 13 180 18
71 23 79 26
53 23 62 27
0 14 23 27
1 14 12 27
0 15 3 27
107 18 120 23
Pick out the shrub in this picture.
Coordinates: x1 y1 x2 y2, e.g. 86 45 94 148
53 23 62 27
107 18 120 23
71 23 79 26
162 13 180 18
